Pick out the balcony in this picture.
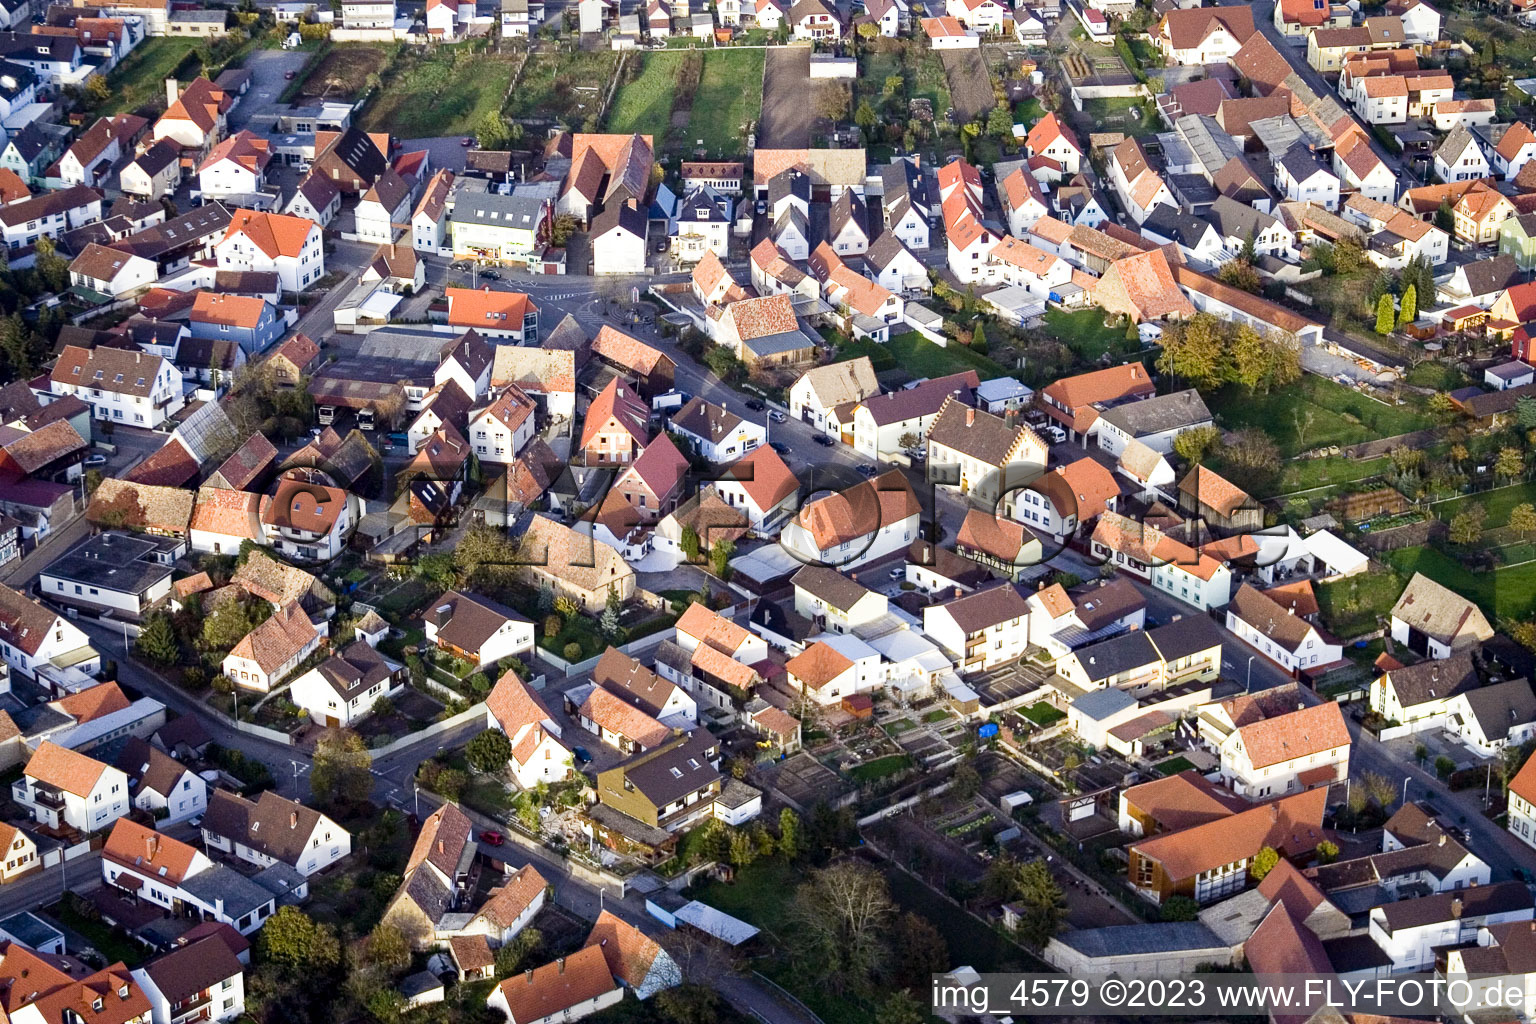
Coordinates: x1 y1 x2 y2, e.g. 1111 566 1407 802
31 786 65 810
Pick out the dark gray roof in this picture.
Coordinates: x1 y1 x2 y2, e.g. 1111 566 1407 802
1321 934 1394 972
316 640 399 701
619 729 721 808
1460 677 1536 740
1382 652 1479 708
1097 388 1211 437
1147 614 1225 662
1458 253 1520 297
768 168 810 208
423 590 529 654
828 189 868 241
1055 922 1225 957
865 231 914 272
1206 194 1278 240
132 139 180 177
743 328 816 359
1071 687 1137 721
43 532 172 596
1071 630 1161 683
453 190 548 230
941 582 1031 633
181 864 276 923
112 202 233 262
0 912 61 950
399 865 453 924
1142 205 1216 248
1278 145 1329 184
677 184 731 224
791 565 874 612
1377 881 1532 933
592 201 646 239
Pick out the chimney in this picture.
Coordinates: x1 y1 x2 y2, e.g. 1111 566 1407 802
437 839 445 855
1297 702 1305 711
1269 804 1280 822
525 970 534 985
965 408 975 426
290 811 298 828
1452 896 1464 919
1438 833 1447 847
557 958 566 975
145 834 156 860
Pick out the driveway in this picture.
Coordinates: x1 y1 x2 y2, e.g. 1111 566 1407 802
760 46 812 148
228 49 312 132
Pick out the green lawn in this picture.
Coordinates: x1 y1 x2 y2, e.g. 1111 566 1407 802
1274 455 1392 496
503 50 619 125
1019 701 1065 726
1154 756 1196 776
685 49 764 158
1435 480 1536 529
1385 544 1536 621
831 333 899 373
911 48 951 115
848 754 912 783
883 719 917 736
1079 96 1159 138
606 51 684 138
923 709 952 723
362 48 519 137
97 37 200 115
689 857 798 935
1038 308 1139 363
1205 376 1440 457
1405 362 1471 391
886 332 1011 382
50 903 146 965
1316 569 1407 639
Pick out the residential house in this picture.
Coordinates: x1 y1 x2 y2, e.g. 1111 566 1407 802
1024 113 1083 177
49 345 184 429
590 203 646 275
197 130 271 201
848 370 979 460
38 532 172 620
214 209 323 293
0 184 102 250
1390 572 1494 658
119 138 180 201
13 741 127 833
1012 455 1120 541
1037 361 1157 443
1225 583 1342 675
1095 388 1211 457
778 469 922 569
520 515 636 613
132 931 245 1024
188 291 283 355
789 357 879 437
485 946 620 1024
1217 699 1350 799
1156 6 1254 65
1275 147 1341 211
715 444 798 532
1368 882 1534 972
111 736 205 824
221 601 322 693
446 288 538 343
68 243 157 300
592 728 721 832
412 168 454 254
925 396 1047 508
290 640 403 728
423 591 534 668
922 582 1032 673
1434 125 1491 183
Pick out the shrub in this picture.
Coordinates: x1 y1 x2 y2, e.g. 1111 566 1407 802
563 642 582 661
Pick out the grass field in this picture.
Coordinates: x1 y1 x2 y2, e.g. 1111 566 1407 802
1205 376 1439 457
98 37 200 115
1384 544 1536 622
886 332 1011 381
1079 96 1159 138
605 50 684 138
1435 480 1536 529
504 50 619 125
1039 308 1139 363
1020 701 1066 726
1155 756 1196 776
686 49 764 157
912 48 951 116
1316 569 1406 639
848 754 912 783
297 43 393 102
362 48 519 137
832 333 899 373
1447 11 1536 69
1274 454 1392 496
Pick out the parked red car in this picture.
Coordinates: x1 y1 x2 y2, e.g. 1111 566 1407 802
479 830 505 847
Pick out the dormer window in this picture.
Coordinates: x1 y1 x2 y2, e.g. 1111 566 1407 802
118 985 128 998
93 998 103 1011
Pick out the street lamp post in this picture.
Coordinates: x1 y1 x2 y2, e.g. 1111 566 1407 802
1246 655 1256 693
1402 776 1411 806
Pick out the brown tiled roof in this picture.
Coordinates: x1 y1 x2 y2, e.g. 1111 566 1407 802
1389 572 1493 647
1263 579 1319 618
1178 464 1250 518
88 478 194 534
124 437 199 488
406 802 474 879
103 818 199 883
579 685 670 747
227 601 317 675
675 601 752 654
583 910 665 989
785 640 854 689
52 344 166 398
592 325 671 376
522 515 634 595
486 669 556 737
54 682 130 723
580 377 650 452
476 863 548 929
1029 457 1120 520
1121 769 1248 833
795 469 921 549
939 581 1031 634
209 433 277 491
790 565 874 613
926 396 1038 466
423 590 528 656
140 933 244 1006
1236 701 1349 768
25 741 109 797
2 419 85 473
1227 583 1320 653
261 476 348 534
956 508 1032 562
491 945 615 1024
449 934 495 973
1160 5 1253 49
1131 787 1328 881
722 445 797 512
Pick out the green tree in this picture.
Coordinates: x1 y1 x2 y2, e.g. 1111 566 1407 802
680 524 701 562
1240 229 1257 264
1011 859 1066 949
655 985 722 1024
1516 397 1536 431
435 767 468 801
415 553 456 589
364 923 410 977
477 111 512 150
1156 312 1226 390
784 862 894 994
1160 895 1200 921
1505 503 1536 543
1499 743 1529 796
951 763 981 799
1428 391 1457 415
310 729 372 806
987 102 1013 140
1435 754 1455 780
710 538 735 579
1435 200 1455 233
854 100 877 135
704 345 745 383
890 912 949 992
876 991 927 1024
600 584 622 639
1449 503 1486 545
200 599 258 652
135 612 180 667
1315 840 1340 864
33 236 68 293
1250 846 1280 881
778 807 801 859
1375 292 1396 335
1497 446 1526 481
1228 323 1269 393
1172 424 1220 465
971 321 988 354
259 907 341 971
494 927 543 977
1398 283 1417 327
1360 770 1397 809
466 730 512 773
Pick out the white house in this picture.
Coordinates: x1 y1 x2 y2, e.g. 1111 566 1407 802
716 445 799 532
669 397 765 463
468 386 537 465
922 582 1032 674
1434 125 1491 183
201 788 352 877
778 470 921 570
13 741 128 833
68 243 159 300
1368 883 1535 973
133 930 246 1024
1225 584 1342 675
197 130 271 201
215 209 324 293
785 634 884 705
591 203 647 275
222 601 324 693
1389 572 1494 659
423 591 535 667
1276 147 1341 211
1368 652 1480 729
113 737 206 824
1217 700 1350 800
1024 113 1083 176
0 583 98 681
259 476 358 563
486 947 621 1024
486 670 572 789
290 640 404 728
788 357 879 437
49 344 184 429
